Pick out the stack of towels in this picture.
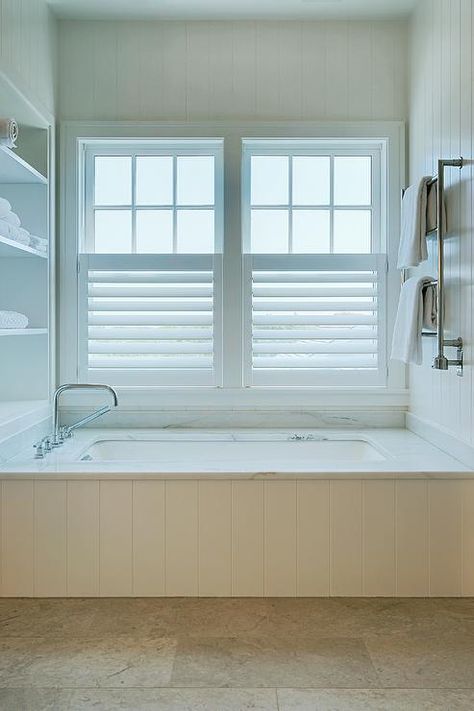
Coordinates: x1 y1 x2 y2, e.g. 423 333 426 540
0 310 29 330
391 177 440 365
0 197 48 253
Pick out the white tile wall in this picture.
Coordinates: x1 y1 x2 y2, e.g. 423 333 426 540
0 0 57 116
409 0 474 448
58 19 408 121
1 477 473 597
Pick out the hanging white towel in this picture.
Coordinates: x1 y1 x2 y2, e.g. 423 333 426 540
391 276 436 365
0 310 28 329
397 177 432 269
0 197 12 219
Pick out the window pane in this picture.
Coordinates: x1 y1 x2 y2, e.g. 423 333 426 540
251 156 289 205
136 156 173 205
251 210 289 253
136 210 173 253
334 156 371 206
177 156 214 205
292 157 330 205
94 157 132 206
94 210 132 253
334 210 371 253
177 210 214 253
292 210 330 253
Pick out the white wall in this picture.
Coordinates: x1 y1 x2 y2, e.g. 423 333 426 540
408 0 473 450
58 19 408 121
0 0 57 117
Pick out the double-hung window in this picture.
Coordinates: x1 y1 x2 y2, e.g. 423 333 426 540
79 141 224 386
75 132 392 392
242 140 387 386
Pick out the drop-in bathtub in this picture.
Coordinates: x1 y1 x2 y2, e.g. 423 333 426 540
0 428 472 598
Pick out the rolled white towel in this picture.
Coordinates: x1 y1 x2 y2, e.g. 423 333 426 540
0 310 29 329
0 219 11 239
0 118 18 148
3 211 21 228
16 227 30 244
29 236 48 253
0 197 12 218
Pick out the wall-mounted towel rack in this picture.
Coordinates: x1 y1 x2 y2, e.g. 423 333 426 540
401 158 464 375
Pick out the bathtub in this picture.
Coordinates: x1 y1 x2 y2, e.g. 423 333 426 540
1 428 473 599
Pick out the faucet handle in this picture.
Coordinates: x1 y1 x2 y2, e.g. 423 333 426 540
33 440 45 458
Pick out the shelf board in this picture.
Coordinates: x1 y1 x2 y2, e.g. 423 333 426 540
0 328 48 337
0 145 48 184
0 234 47 258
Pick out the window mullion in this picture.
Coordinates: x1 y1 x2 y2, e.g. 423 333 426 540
131 155 137 254
288 156 293 254
173 155 178 253
330 154 335 254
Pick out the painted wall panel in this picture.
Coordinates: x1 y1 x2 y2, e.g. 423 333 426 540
34 481 67 596
67 480 99 596
231 480 264 596
132 481 165 596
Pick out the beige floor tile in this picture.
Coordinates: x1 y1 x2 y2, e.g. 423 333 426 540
0 636 177 688
365 632 474 688
277 688 474 711
0 688 278 711
171 636 379 688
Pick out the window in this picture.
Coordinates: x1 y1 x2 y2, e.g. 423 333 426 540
242 140 386 386
78 141 223 386
68 128 398 396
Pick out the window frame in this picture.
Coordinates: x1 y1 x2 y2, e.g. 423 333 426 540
59 121 406 411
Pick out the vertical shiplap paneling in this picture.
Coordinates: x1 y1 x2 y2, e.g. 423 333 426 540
362 481 395 596
296 480 330 596
59 20 408 122
34 482 67 596
132 481 165 596
264 481 297 596
395 481 429 596
429 480 463 596
409 0 474 448
99 481 133 596
67 480 99 596
198 481 232 596
1 481 34 596
462 479 474 595
231 480 264 596
330 480 362 596
165 480 198 596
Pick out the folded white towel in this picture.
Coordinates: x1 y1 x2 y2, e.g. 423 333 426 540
391 276 437 365
0 310 29 329
397 177 432 269
0 219 11 239
0 197 11 219
7 225 20 241
29 235 48 247
3 211 21 228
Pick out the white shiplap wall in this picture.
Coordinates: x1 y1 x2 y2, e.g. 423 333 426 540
1 477 474 597
0 0 57 116
408 0 474 449
58 19 408 121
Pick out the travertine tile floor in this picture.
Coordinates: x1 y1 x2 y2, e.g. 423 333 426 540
1 598 474 710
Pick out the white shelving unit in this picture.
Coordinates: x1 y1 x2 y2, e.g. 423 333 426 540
0 123 52 442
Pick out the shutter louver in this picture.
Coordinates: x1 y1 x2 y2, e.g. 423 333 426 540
79 255 220 386
244 254 386 386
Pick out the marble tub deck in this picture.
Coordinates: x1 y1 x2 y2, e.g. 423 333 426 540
1 599 474 709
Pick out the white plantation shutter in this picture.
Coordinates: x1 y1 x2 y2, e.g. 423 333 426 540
79 254 222 386
244 254 387 386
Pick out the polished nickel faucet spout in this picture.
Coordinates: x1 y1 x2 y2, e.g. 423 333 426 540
52 384 119 446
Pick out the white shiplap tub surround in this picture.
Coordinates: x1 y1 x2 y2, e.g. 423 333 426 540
1 428 473 598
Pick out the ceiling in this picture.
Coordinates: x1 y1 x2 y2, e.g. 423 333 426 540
47 0 417 21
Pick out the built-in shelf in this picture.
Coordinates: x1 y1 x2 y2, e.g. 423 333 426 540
0 144 48 184
0 328 48 337
0 234 47 259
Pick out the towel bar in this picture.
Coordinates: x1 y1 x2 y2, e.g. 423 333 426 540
401 158 464 375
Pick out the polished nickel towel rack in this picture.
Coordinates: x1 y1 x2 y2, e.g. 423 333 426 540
401 158 464 375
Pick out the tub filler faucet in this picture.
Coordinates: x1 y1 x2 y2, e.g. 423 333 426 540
34 384 119 456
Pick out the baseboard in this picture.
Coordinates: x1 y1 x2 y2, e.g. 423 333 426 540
406 412 474 469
